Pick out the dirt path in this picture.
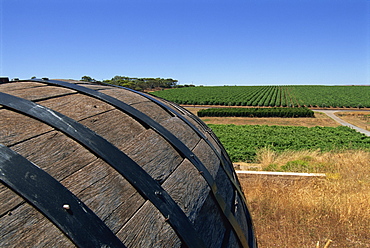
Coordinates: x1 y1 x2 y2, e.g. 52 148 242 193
314 110 370 136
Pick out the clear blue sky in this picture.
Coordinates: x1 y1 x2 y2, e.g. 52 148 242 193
1 0 369 86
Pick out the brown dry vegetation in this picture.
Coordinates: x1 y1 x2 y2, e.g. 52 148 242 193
240 149 370 247
334 112 370 131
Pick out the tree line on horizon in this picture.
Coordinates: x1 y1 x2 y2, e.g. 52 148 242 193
81 75 195 91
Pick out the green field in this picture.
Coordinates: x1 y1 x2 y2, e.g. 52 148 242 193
197 107 314 118
208 124 370 162
150 85 370 108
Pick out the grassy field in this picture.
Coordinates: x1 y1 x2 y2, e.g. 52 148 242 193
186 107 370 247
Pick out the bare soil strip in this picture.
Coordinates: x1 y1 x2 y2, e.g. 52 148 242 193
184 107 339 127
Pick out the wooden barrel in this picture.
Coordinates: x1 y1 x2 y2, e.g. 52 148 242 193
0 79 256 248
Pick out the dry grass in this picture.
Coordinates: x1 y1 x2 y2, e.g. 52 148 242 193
239 149 370 247
334 112 370 131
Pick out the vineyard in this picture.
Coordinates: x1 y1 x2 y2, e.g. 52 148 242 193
208 124 370 162
150 85 370 108
197 107 314 118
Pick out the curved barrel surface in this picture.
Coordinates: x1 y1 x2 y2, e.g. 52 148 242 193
0 79 256 248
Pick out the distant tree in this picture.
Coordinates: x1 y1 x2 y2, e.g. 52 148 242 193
81 76 97 82
103 75 179 92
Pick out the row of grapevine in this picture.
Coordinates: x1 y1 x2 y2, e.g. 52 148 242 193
197 107 314 118
151 86 301 107
208 124 370 162
150 85 370 108
287 86 370 108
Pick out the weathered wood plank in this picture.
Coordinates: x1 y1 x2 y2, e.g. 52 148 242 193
11 131 97 181
193 193 227 248
0 84 75 101
118 149 234 247
191 139 237 247
75 82 120 91
148 99 224 157
151 99 225 156
117 201 181 248
213 165 234 212
98 88 152 105
152 99 224 156
0 81 46 91
103 192 144 234
38 93 115 121
113 149 224 247
0 184 24 217
120 129 183 183
0 109 53 146
61 159 146 234
169 140 235 248
192 139 220 179
79 109 147 150
153 100 207 133
206 131 223 155
130 101 173 124
162 159 210 223
5 111 150 238
160 117 201 151
0 203 75 247
73 82 152 105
